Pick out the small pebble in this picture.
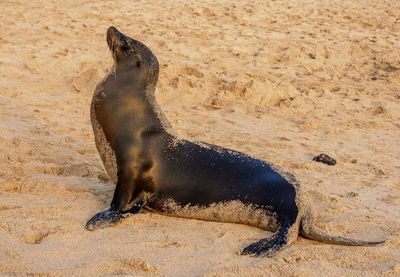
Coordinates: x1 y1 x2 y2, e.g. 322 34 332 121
313 153 336 166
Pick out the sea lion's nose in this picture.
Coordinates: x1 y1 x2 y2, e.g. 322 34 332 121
107 26 119 37
107 26 124 43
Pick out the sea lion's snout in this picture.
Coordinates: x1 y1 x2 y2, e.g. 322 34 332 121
107 26 123 40
106 26 128 54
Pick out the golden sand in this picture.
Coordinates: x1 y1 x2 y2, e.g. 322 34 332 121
1 0 399 276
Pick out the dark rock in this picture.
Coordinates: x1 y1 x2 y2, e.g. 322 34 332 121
313 153 336 166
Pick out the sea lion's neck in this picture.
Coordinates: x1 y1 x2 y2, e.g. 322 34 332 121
109 70 175 137
144 84 176 136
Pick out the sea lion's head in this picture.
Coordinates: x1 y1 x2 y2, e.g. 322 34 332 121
106 26 159 87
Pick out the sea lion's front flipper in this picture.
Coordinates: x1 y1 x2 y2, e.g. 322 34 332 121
86 196 146 231
85 208 128 230
85 167 142 231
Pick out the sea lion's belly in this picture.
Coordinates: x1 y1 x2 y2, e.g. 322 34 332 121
145 198 279 231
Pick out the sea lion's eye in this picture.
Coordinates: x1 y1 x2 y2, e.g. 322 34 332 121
136 60 141 68
120 45 130 56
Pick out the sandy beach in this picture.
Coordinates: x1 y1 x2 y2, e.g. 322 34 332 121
1 0 400 276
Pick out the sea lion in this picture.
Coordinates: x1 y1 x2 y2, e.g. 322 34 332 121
86 26 384 257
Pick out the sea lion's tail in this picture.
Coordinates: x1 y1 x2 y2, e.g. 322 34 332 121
299 207 385 246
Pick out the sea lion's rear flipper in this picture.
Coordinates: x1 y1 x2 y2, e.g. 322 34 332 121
85 208 129 230
300 224 385 246
240 218 297 257
240 231 287 257
300 208 385 246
